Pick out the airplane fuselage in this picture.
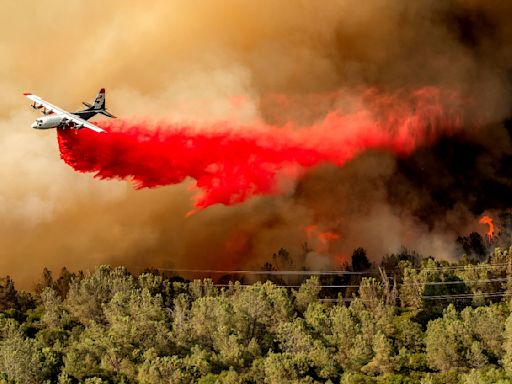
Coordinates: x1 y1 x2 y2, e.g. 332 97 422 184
31 113 91 129
31 114 68 129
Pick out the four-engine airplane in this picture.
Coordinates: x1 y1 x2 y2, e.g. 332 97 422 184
24 89 115 133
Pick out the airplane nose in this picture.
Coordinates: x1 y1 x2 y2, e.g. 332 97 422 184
31 122 38 129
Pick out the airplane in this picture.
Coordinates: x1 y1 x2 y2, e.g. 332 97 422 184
23 88 115 133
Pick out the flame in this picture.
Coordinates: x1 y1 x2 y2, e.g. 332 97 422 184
334 253 349 267
303 225 340 253
304 225 318 240
317 232 339 240
479 215 495 239
317 232 340 253
317 231 340 242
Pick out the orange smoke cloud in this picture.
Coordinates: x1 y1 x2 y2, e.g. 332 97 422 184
4 0 512 289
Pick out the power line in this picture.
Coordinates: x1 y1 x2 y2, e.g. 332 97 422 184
131 262 510 276
320 291 511 303
413 277 508 286
212 277 509 289
416 263 509 271
421 292 509 300
128 265 512 302
214 284 363 288
130 264 512 302
132 267 379 276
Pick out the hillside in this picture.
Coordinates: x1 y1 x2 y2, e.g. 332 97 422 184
1 245 512 383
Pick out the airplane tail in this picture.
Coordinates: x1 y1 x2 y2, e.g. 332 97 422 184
77 88 116 120
93 88 106 110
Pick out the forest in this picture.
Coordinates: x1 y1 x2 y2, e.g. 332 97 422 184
2 235 512 383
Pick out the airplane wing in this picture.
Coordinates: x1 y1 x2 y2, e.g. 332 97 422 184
24 92 106 133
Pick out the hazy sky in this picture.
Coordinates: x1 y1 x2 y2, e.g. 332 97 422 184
1 0 511 288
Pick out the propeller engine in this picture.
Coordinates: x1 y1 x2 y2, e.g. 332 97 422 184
44 107 54 115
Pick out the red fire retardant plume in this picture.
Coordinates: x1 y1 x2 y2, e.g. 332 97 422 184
57 88 464 210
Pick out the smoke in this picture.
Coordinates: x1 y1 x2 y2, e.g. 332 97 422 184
2 0 512 287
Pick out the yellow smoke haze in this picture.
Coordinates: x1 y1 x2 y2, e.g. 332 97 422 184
1 0 511 288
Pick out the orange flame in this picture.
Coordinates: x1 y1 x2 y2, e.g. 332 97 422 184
304 225 318 240
334 253 349 267
479 215 495 239
317 231 340 243
303 225 340 253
